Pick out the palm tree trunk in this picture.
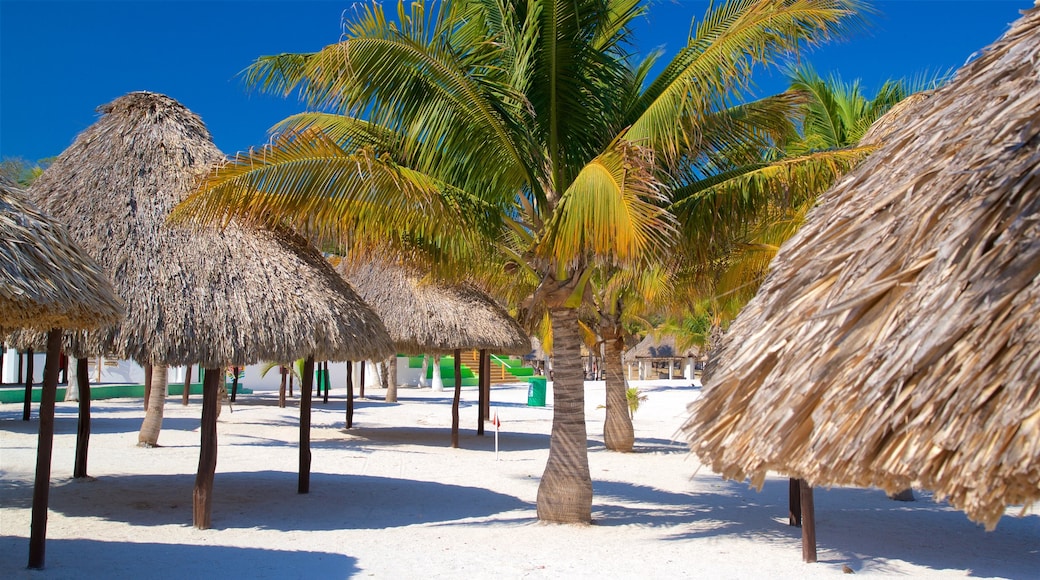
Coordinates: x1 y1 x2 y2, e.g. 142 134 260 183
143 363 153 409
536 307 592 523
138 364 168 447
27 329 62 569
418 355 429 388
193 368 221 529
73 358 91 478
64 352 78 402
384 355 398 403
602 328 634 452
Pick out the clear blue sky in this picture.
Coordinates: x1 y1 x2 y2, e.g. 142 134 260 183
0 0 1030 163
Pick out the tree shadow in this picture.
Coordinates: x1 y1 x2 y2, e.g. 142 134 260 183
0 536 357 579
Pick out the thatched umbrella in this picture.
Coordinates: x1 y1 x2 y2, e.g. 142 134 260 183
27 91 394 529
1 177 123 569
341 258 530 445
624 333 699 380
684 4 1040 554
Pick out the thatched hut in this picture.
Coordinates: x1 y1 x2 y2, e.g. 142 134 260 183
624 333 700 380
684 4 1040 540
27 91 394 529
340 258 530 444
1 177 123 569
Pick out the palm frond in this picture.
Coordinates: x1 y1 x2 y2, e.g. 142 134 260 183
538 136 675 271
627 0 868 160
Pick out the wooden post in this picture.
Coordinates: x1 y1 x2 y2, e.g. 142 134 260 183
288 368 294 398
788 478 802 526
73 358 91 478
451 349 462 448
483 351 492 420
193 368 221 529
278 365 287 408
477 349 487 436
229 366 240 402
345 361 354 428
27 330 62 569
322 361 329 404
143 363 153 410
22 347 34 421
359 361 366 399
182 365 191 405
59 353 67 385
18 349 24 384
799 479 817 563
299 356 314 494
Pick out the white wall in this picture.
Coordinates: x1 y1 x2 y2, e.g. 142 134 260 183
1 351 416 391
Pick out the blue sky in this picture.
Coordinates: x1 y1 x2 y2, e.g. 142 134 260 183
0 0 1031 163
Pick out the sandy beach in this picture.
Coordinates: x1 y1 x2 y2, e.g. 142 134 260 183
1 379 1037 579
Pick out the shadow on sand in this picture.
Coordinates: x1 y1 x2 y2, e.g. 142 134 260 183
6 470 531 532
0 537 357 579
590 476 1040 578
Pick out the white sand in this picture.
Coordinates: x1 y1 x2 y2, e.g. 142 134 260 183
1 380 1037 579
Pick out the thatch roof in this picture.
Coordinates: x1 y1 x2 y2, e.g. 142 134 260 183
340 259 530 356
684 7 1040 530
0 178 123 334
624 333 698 361
858 90 933 147
25 91 393 367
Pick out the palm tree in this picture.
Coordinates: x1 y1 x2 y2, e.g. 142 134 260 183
665 64 940 347
176 0 867 523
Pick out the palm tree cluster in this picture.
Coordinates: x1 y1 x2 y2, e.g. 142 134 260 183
175 0 924 523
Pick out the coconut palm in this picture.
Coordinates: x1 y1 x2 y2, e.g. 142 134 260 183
665 64 941 349
177 0 867 523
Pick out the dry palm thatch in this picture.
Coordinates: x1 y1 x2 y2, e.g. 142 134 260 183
340 258 530 356
0 178 122 333
26 91 393 367
858 90 933 147
624 333 699 362
684 6 1040 530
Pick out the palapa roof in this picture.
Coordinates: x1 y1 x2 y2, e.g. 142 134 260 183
340 259 531 356
684 7 1040 530
26 91 393 367
0 178 122 334
624 333 698 361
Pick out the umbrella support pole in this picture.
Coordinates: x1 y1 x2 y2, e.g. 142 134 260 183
788 478 802 526
451 349 461 448
477 349 487 436
193 368 221 529
27 329 62 569
346 361 354 428
299 357 314 494
22 348 34 421
73 358 91 478
799 479 817 563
